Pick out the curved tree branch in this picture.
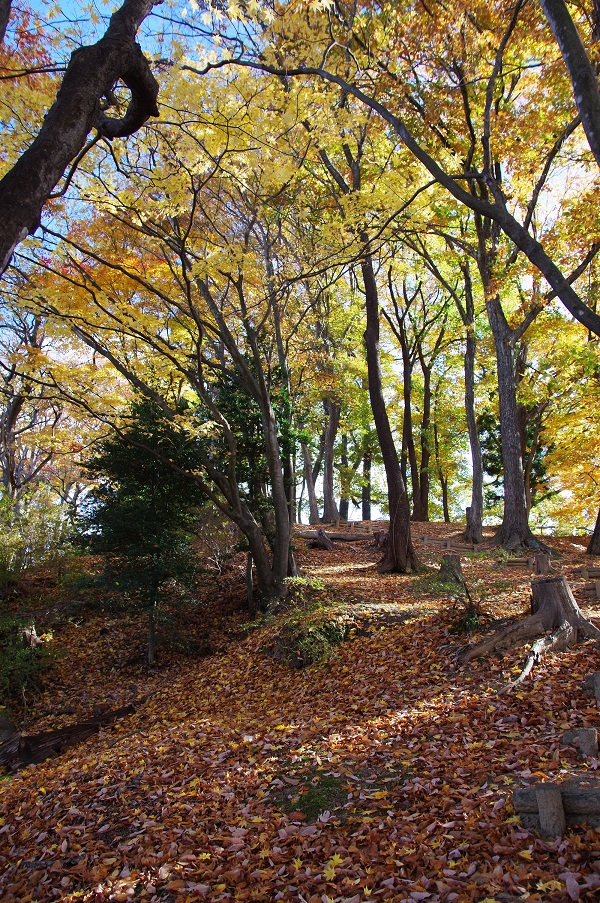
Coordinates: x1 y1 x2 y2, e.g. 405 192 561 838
0 0 160 273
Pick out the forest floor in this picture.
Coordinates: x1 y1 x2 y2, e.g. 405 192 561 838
1 521 600 902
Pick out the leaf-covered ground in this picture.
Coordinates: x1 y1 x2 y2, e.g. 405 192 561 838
1 524 600 902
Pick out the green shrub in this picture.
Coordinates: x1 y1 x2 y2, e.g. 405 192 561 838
0 615 50 705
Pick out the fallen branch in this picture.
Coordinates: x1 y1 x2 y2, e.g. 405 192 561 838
0 703 135 770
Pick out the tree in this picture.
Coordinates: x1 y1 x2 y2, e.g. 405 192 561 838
83 396 205 666
0 0 159 272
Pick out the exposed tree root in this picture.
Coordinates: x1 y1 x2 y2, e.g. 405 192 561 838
458 576 600 691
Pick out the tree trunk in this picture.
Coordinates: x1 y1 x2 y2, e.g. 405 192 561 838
486 295 539 551
461 264 484 543
362 449 372 522
361 255 417 572
322 396 340 523
301 441 321 525
418 363 432 521
0 0 11 44
588 508 600 555
539 0 600 171
0 0 160 272
339 433 349 521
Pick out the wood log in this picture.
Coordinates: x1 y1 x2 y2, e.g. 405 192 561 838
535 783 566 836
296 530 372 543
575 566 600 579
513 782 600 817
0 703 135 769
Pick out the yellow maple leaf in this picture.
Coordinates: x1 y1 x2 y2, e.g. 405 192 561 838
323 863 336 881
518 850 533 860
292 857 303 869
537 880 563 892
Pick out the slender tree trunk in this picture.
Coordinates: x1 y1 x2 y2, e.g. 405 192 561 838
401 351 423 520
486 295 539 550
587 508 600 555
433 418 450 523
362 449 372 521
418 364 432 521
322 397 340 522
339 433 349 521
301 441 321 524
362 255 417 572
459 263 484 544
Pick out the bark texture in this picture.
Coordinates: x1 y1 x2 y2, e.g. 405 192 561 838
588 508 600 555
0 0 159 272
539 0 600 170
362 256 417 572
0 0 10 44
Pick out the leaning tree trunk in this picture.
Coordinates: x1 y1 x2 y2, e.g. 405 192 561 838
301 441 321 525
362 254 417 572
587 507 600 555
459 575 600 691
322 396 340 523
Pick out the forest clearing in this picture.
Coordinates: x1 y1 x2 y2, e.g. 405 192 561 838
3 0 600 900
1 524 600 903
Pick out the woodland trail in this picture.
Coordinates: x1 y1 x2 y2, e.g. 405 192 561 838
1 523 600 902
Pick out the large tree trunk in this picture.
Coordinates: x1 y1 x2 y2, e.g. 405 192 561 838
301 442 321 525
362 255 417 572
486 295 540 551
322 396 340 522
588 508 600 555
0 0 160 272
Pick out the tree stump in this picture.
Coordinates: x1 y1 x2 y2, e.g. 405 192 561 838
533 552 552 576
439 554 465 586
459 576 600 687
308 528 335 551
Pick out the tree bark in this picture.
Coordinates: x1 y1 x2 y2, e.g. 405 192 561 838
0 0 10 44
539 0 600 170
338 433 349 522
486 295 540 550
362 448 372 522
322 396 340 522
0 0 159 272
460 264 484 543
362 255 417 572
588 508 600 555
301 441 321 525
